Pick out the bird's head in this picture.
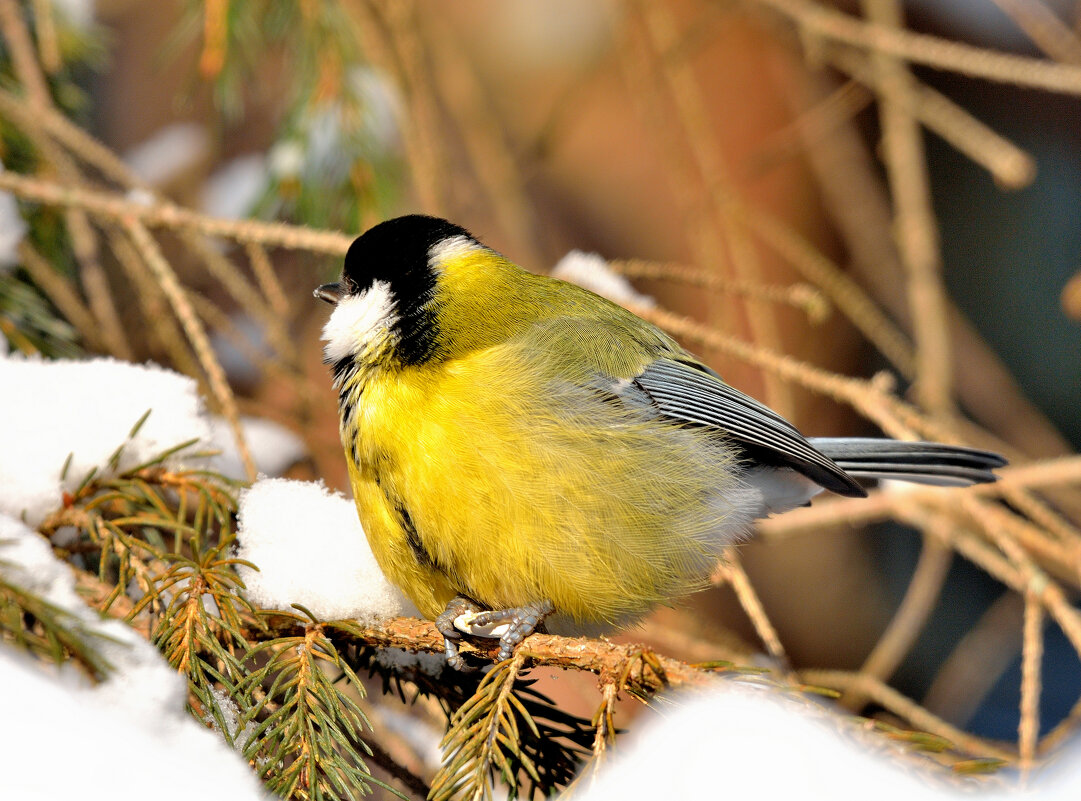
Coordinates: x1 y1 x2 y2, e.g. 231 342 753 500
316 215 487 375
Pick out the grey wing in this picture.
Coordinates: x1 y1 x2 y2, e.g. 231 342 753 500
630 359 867 497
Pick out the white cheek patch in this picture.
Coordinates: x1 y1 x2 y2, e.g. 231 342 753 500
321 280 398 364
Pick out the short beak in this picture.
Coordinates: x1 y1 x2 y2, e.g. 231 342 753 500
314 282 344 305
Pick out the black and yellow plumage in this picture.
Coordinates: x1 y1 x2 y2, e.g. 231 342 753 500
316 215 1004 667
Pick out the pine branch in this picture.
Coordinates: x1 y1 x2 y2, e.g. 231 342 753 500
241 618 391 800
0 553 113 680
352 643 594 800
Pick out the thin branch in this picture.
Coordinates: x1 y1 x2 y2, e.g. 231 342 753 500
801 669 1016 761
632 0 793 412
0 87 148 189
745 79 874 175
0 0 52 109
823 44 1036 188
30 0 60 74
988 0 1081 65
244 242 291 322
420 13 541 267
361 0 448 216
840 536 952 711
608 259 831 322
750 0 1081 94
777 56 1075 459
732 201 917 376
713 553 790 669
122 220 256 482
922 591 1024 729
1020 592 1045 767
862 0 953 414
16 240 104 350
0 170 354 254
107 226 205 380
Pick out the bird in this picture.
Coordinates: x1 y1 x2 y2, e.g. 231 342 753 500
315 214 1005 669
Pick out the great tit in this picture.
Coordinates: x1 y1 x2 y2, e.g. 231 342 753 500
315 214 1005 669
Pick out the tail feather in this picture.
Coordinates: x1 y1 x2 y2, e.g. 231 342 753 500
808 438 1006 488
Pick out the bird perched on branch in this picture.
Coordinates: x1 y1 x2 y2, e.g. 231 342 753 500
315 214 1005 669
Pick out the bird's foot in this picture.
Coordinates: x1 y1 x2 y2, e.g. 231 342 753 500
435 596 484 671
467 599 555 662
435 597 556 669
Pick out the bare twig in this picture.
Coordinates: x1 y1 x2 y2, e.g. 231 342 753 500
922 591 1024 728
632 0 793 412
988 0 1081 65
122 220 256 481
751 0 1081 94
861 0 953 414
0 0 52 109
777 57 1075 459
609 259 831 322
0 170 354 254
714 553 790 668
841 536 952 711
1020 592 1045 768
823 44 1036 188
16 240 104 351
801 668 1016 761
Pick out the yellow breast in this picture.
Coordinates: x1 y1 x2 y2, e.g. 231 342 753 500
341 336 748 629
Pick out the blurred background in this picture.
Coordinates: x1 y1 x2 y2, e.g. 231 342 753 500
3 0 1081 788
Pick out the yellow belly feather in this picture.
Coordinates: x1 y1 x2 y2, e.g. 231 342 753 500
342 340 749 630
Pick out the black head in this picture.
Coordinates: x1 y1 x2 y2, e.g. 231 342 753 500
315 215 478 365
343 215 474 294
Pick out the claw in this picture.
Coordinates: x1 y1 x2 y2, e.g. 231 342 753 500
435 597 556 669
468 600 555 662
436 596 483 671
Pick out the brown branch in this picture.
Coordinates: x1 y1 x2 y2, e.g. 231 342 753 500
778 56 1075 460
0 170 354 254
823 44 1036 188
608 259 832 322
713 553 790 669
123 220 256 481
631 0 793 413
988 0 1081 65
862 0 953 414
1019 592 1044 767
801 668 1016 761
840 536 952 711
922 591 1024 730
750 0 1081 94
0 0 52 110
16 240 104 350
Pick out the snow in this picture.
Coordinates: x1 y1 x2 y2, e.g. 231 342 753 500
577 677 1081 800
125 187 156 207
124 123 209 188
51 0 96 31
206 415 306 482
551 250 656 309
235 478 414 622
268 140 305 180
206 686 258 753
268 66 401 190
0 514 267 801
209 312 271 386
0 354 211 526
373 646 447 678
0 162 27 270
0 351 309 525
201 154 268 220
